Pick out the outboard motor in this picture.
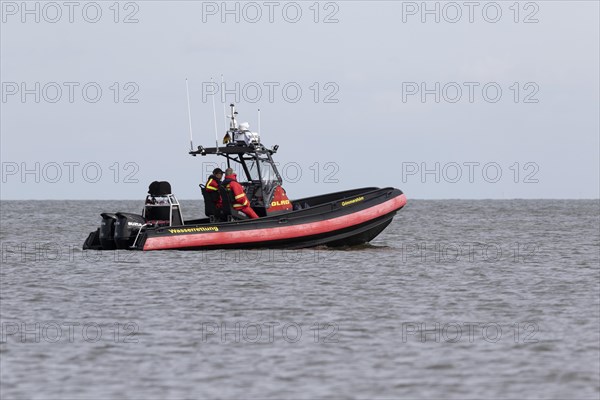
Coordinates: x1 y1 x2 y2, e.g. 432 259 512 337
114 212 146 249
99 213 117 250
83 228 102 250
82 181 184 251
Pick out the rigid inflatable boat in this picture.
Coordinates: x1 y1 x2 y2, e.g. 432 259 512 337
83 104 407 251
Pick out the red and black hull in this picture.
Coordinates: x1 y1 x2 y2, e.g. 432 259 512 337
138 187 406 251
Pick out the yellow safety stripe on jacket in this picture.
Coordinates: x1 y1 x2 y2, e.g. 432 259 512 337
234 193 245 200
232 199 248 208
205 178 218 191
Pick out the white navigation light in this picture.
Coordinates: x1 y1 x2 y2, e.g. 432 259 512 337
247 131 260 145
233 122 260 145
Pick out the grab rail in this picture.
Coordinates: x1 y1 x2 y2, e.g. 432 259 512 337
130 223 149 249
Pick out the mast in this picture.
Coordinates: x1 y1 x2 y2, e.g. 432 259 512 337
229 103 237 129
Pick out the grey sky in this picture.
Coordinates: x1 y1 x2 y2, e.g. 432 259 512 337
1 1 599 200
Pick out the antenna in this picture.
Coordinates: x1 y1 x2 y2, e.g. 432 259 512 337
185 78 194 152
258 108 261 135
221 74 227 132
211 77 219 152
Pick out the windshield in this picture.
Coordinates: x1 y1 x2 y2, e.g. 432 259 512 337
246 160 260 181
245 158 278 185
260 161 277 185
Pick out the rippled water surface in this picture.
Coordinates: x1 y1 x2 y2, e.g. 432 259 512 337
1 200 599 399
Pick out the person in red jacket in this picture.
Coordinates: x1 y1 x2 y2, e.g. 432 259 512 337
204 168 223 204
202 168 224 219
223 168 259 219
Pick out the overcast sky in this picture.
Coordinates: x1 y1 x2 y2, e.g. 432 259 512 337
1 1 598 200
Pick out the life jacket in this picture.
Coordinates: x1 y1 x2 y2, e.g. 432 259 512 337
204 174 222 208
205 175 220 191
223 174 250 209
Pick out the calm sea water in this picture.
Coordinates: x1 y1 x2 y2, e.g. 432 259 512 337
1 199 599 399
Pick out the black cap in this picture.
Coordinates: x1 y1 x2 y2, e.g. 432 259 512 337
213 168 224 175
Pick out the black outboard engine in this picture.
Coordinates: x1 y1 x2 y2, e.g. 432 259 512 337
83 228 102 250
114 212 146 249
99 213 117 250
83 180 183 251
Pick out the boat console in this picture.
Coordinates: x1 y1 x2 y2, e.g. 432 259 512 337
190 104 292 218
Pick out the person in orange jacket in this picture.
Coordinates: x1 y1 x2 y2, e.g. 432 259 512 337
223 168 259 219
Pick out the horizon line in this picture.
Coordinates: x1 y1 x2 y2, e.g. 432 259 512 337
1 198 599 201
